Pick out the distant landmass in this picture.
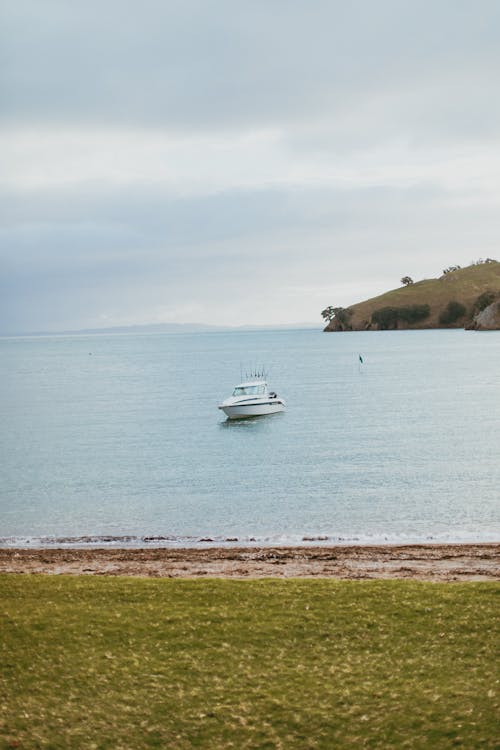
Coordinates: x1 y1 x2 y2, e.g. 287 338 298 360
323 260 500 332
3 322 318 338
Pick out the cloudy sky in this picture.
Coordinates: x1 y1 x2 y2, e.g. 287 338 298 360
1 0 500 333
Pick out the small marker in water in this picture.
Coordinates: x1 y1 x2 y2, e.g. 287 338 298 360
359 354 364 364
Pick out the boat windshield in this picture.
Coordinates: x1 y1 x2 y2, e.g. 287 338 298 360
233 385 266 396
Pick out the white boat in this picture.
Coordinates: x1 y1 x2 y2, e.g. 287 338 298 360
218 379 286 419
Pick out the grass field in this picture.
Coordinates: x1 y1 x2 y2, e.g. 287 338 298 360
1 575 498 749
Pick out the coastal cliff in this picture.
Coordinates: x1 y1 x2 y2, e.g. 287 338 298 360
467 300 500 330
323 261 500 331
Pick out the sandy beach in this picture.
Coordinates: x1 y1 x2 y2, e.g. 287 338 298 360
1 543 498 581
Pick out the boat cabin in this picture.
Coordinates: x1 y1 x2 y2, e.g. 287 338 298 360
232 381 267 397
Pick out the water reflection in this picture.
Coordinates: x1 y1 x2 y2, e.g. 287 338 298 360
219 412 285 429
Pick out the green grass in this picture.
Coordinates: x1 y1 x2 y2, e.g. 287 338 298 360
1 576 499 749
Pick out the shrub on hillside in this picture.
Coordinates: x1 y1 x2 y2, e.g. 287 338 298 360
371 304 430 329
398 304 431 323
371 307 399 329
472 291 497 315
439 300 467 325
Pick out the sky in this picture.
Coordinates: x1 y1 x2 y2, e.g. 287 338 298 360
1 0 500 333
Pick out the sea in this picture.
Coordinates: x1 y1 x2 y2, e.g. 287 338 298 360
1 328 499 548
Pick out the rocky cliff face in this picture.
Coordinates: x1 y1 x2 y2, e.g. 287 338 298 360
467 301 500 330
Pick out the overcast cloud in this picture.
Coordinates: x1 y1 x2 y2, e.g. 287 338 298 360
1 0 500 332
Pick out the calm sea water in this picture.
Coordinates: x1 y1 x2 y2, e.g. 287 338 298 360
1 328 499 547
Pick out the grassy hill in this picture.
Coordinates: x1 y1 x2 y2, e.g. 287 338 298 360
324 261 500 331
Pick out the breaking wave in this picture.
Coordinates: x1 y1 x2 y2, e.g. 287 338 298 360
1 529 498 549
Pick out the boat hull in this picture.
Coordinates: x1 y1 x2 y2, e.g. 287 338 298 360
219 401 285 419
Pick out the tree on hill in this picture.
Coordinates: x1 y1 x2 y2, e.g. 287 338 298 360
321 306 336 323
321 306 353 329
400 276 414 286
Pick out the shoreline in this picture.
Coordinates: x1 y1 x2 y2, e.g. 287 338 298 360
1 543 499 581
